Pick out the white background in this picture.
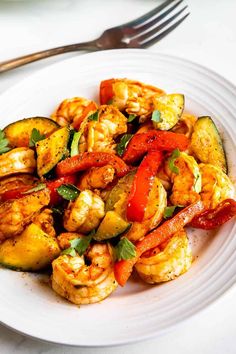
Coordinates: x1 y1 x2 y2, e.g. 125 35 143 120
0 0 236 353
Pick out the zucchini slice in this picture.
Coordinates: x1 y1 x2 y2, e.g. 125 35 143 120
105 169 136 212
36 125 70 177
0 223 60 271
191 116 227 173
4 117 59 147
94 211 131 241
152 94 184 130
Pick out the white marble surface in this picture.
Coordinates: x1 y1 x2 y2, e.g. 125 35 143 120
0 0 236 353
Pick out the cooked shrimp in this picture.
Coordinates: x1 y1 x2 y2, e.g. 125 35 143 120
33 208 56 237
171 112 197 139
135 230 192 284
57 232 84 250
77 165 115 190
0 174 38 195
0 148 36 178
166 152 201 206
84 105 127 153
64 190 105 234
51 97 97 128
101 78 165 122
52 243 117 304
199 163 235 209
113 177 167 242
0 189 50 242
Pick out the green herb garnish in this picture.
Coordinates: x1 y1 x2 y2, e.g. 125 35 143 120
56 184 80 201
151 109 162 123
163 205 183 219
22 183 46 194
29 128 45 147
0 129 11 155
88 110 99 121
70 131 82 157
62 247 77 257
127 114 136 123
115 237 136 261
62 230 95 257
168 149 180 174
116 134 133 156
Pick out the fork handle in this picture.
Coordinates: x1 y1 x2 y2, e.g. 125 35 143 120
0 40 98 73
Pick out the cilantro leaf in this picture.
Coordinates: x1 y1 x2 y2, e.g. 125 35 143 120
22 183 46 194
29 128 45 147
116 134 133 157
151 110 162 123
88 111 99 121
70 131 82 157
168 149 180 174
62 230 95 257
127 114 136 123
56 184 80 201
62 247 77 257
0 129 11 155
163 205 183 219
115 237 136 261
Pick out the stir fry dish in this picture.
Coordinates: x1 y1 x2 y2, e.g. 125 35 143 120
0 78 235 305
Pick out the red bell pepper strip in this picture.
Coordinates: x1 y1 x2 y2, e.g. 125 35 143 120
126 151 163 222
190 199 236 230
46 175 77 205
72 102 97 130
56 152 129 178
114 200 205 286
122 130 189 164
1 175 77 205
1 186 32 201
100 79 115 105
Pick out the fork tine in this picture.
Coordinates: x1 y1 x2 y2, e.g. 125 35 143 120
141 12 190 48
117 0 175 29
133 6 188 43
133 0 185 35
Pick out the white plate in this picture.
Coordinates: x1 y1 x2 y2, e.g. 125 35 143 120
0 50 236 347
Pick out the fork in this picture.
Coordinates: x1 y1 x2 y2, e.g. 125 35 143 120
0 0 189 73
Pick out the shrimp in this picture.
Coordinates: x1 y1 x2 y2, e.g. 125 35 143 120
0 147 36 178
135 230 192 284
0 189 50 242
100 78 165 122
52 243 118 304
0 174 38 195
64 190 105 234
51 97 97 129
199 163 235 209
171 112 197 139
84 105 127 153
77 165 115 190
32 208 56 238
166 152 201 206
57 232 84 250
113 177 167 242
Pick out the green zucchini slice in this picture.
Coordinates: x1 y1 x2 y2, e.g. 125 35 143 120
4 117 59 147
94 211 131 241
36 125 70 177
191 116 227 173
0 223 60 271
105 169 136 212
152 94 184 130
